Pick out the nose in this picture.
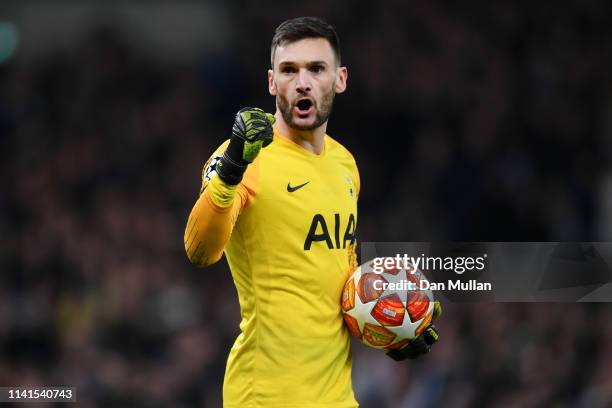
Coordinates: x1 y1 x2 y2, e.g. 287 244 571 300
296 68 311 93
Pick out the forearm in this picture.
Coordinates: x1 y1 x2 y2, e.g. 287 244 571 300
185 107 272 267
184 177 242 267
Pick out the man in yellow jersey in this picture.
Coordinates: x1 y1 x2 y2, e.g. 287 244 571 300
184 17 440 407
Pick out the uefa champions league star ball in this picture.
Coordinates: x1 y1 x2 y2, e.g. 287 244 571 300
341 259 435 350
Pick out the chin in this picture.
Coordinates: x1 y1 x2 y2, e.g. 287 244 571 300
291 121 317 131
291 115 316 129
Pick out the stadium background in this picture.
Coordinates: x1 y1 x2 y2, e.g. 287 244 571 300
1 1 612 406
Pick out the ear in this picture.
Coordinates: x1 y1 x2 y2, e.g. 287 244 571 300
335 66 347 94
268 69 277 96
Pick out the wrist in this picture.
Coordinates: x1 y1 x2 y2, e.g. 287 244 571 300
207 175 239 207
216 152 248 185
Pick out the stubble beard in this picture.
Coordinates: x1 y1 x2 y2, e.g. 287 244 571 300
277 86 336 131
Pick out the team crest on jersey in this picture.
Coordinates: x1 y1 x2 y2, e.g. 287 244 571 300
345 175 354 198
203 155 222 182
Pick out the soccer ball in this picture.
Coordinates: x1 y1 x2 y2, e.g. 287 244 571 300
341 259 435 350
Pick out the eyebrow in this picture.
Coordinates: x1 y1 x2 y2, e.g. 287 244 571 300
278 60 329 67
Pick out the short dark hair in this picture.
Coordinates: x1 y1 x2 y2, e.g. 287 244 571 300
270 17 341 68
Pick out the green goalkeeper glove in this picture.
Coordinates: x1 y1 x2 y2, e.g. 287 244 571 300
216 107 275 185
386 300 442 361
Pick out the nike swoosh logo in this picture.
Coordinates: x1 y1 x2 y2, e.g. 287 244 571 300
287 181 309 192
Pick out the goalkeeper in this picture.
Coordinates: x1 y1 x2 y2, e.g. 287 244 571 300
184 17 440 408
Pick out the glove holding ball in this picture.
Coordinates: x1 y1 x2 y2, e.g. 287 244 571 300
386 300 441 361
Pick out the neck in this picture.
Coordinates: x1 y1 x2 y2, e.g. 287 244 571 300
274 112 326 155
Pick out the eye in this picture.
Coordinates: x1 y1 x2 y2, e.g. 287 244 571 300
281 66 297 74
310 65 324 73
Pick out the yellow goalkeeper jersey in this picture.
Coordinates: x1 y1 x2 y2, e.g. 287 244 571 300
185 128 360 408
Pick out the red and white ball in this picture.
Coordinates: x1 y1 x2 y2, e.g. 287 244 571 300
341 259 435 350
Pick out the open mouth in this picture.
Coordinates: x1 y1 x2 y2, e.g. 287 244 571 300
297 99 313 111
295 98 314 117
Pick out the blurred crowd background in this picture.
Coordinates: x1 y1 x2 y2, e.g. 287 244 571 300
1 1 612 407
